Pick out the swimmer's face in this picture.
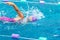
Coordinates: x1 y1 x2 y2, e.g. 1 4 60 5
28 16 33 21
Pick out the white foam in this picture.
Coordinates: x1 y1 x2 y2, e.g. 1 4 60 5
21 17 28 24
21 7 45 20
40 1 45 3
30 7 45 19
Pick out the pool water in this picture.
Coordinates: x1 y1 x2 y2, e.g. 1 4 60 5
0 0 60 40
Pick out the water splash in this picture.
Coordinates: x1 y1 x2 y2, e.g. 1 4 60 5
21 7 45 24
26 7 45 19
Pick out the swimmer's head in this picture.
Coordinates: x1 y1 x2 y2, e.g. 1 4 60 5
28 16 37 22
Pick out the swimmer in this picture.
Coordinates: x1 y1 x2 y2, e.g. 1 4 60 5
0 2 37 22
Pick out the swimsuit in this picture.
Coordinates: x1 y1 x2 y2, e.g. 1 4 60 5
0 16 15 22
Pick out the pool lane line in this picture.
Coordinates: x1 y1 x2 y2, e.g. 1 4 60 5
0 35 38 40
0 1 59 5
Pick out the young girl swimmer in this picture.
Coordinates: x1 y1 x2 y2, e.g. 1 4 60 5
0 2 37 22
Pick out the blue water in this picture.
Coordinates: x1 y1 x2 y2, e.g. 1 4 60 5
0 0 60 40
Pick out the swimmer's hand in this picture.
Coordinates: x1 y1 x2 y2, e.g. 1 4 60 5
5 2 15 6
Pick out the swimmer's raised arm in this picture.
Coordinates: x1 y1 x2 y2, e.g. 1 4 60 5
5 2 24 19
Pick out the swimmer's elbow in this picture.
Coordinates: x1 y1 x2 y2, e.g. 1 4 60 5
21 16 24 19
